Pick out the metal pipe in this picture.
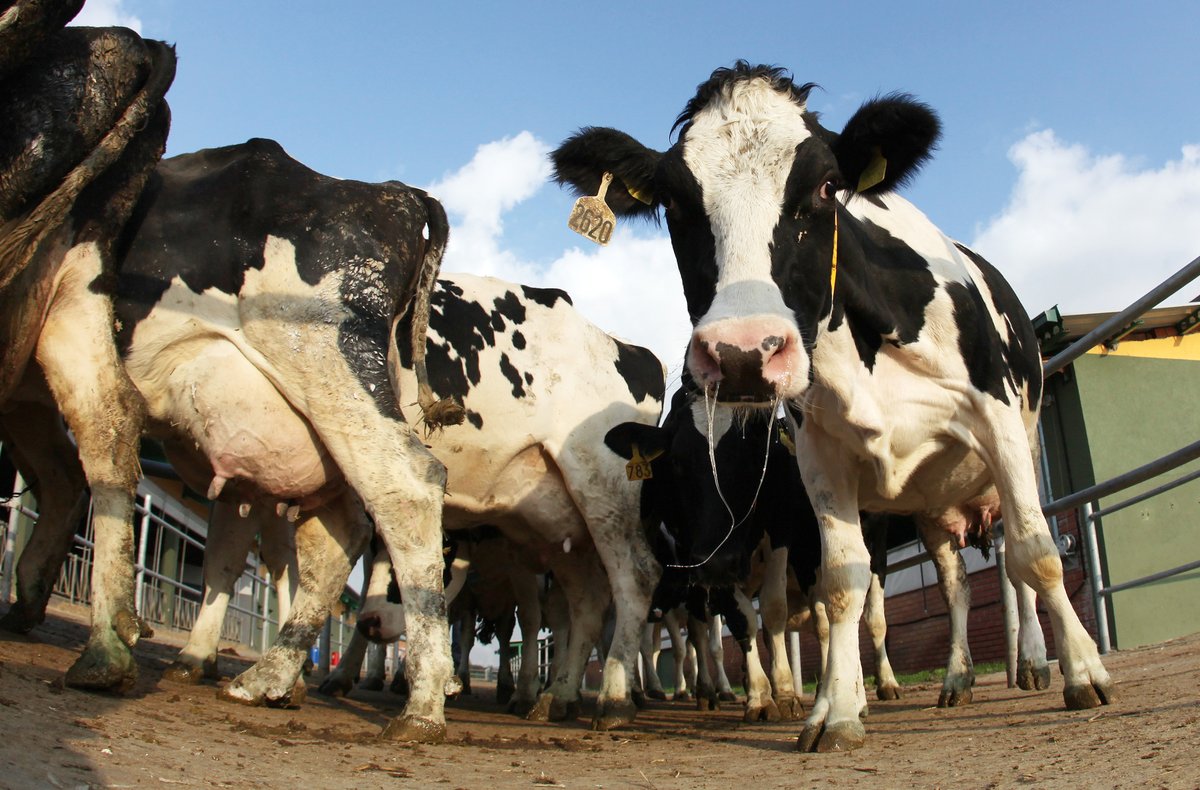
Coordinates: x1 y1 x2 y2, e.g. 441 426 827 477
1042 438 1200 518
260 571 272 653
1043 253 1200 376
1080 502 1111 654
2 469 24 603
995 537 1019 687
135 493 152 615
1090 466 1200 520
1101 559 1200 596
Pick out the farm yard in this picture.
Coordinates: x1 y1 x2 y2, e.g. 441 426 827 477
1 601 1197 790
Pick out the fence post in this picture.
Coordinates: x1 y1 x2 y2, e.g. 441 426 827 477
134 492 152 616
995 536 1019 688
1080 502 1111 654
2 469 24 604
259 571 272 653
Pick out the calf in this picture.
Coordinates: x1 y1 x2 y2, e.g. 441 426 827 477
555 61 1112 751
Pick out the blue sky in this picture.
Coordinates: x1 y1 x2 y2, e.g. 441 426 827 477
74 0 1200 662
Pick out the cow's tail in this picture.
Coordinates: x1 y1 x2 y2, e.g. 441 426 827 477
410 194 465 430
0 38 178 291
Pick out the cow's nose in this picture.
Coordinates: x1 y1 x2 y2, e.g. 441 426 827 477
688 318 801 401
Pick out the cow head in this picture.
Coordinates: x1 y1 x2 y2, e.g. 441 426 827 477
554 61 940 405
605 389 793 587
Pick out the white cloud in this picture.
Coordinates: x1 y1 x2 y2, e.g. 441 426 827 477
427 133 691 393
68 0 143 32
971 131 1200 317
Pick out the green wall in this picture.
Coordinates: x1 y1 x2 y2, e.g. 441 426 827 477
1073 352 1200 649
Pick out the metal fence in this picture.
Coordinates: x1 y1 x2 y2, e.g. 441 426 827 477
1 459 355 661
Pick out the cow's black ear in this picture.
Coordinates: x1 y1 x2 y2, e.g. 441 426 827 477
552 127 663 219
604 421 667 461
833 94 941 195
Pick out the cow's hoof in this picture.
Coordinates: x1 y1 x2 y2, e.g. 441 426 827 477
696 694 720 712
381 714 446 743
718 690 738 702
632 689 647 709
390 675 409 696
591 698 637 731
0 601 44 634
938 686 973 708
797 719 866 753
774 694 804 720
457 675 472 696
744 699 781 723
668 689 689 702
526 692 578 722
357 676 385 692
1064 679 1115 710
1017 659 1052 691
646 688 668 701
444 675 463 699
317 675 355 697
496 682 515 706
162 659 217 685
876 683 901 701
64 635 137 693
219 673 304 708
507 696 536 717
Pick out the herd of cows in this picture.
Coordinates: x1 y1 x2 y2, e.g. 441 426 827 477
0 0 1114 755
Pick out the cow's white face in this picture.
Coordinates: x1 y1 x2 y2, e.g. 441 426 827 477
667 78 834 404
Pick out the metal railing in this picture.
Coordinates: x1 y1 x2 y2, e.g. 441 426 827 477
0 459 355 661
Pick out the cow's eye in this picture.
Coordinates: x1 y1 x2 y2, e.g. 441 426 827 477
818 179 839 202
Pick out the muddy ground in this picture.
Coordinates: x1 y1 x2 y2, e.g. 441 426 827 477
1 601 1197 789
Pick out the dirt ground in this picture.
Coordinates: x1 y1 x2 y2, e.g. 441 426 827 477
1 601 1198 790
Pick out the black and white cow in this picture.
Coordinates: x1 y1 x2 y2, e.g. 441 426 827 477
0 11 175 690
351 272 665 730
113 138 457 741
555 62 1112 751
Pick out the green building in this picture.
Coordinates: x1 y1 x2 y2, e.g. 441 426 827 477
1038 303 1200 649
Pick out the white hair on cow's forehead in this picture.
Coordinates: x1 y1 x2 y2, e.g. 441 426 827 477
683 77 812 293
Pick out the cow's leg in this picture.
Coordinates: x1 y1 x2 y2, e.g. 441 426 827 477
978 406 1113 710
456 609 478 696
686 615 720 711
540 576 570 692
319 551 377 697
164 502 262 684
662 609 690 700
220 496 368 708
731 586 779 723
260 515 298 625
36 243 146 691
916 518 975 707
863 572 901 701
708 613 737 701
640 622 668 700
583 522 660 731
510 570 543 715
760 548 804 719
528 550 609 723
0 400 88 634
795 423 871 753
1012 566 1051 690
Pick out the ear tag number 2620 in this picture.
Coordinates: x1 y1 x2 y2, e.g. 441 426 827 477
568 172 616 246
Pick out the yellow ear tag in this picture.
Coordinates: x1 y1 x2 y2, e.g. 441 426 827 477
625 443 660 481
626 181 653 205
778 426 797 457
857 147 887 192
568 172 616 245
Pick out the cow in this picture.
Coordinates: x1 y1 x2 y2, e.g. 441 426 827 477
61 136 452 742
349 272 665 730
1 7 176 691
173 272 665 728
554 61 1113 751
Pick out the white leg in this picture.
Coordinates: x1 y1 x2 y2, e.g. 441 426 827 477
864 571 901 701
916 518 975 707
733 586 779 723
760 546 803 719
708 613 736 699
